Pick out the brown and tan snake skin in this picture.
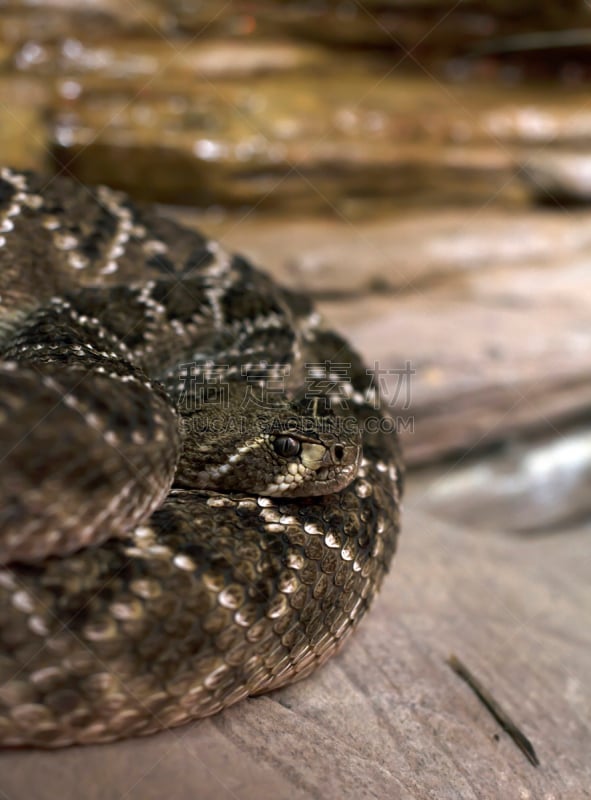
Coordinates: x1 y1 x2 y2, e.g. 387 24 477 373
0 168 403 748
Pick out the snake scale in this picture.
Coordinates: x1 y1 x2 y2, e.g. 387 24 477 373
0 168 403 748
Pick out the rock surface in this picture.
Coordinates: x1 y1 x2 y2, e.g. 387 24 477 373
0 4 590 798
0 504 588 799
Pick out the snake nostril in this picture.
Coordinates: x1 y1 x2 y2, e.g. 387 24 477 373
333 444 345 461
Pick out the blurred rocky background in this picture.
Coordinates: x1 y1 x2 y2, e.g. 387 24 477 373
1 6 590 797
3 0 590 531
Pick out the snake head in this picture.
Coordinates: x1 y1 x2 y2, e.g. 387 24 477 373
259 422 362 496
174 397 362 497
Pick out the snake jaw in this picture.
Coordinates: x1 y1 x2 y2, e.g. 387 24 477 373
262 438 362 498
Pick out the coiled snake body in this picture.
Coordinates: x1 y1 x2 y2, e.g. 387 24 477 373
0 169 402 747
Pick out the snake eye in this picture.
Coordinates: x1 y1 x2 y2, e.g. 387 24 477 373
273 435 301 459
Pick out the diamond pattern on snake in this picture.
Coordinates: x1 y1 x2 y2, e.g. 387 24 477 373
0 168 403 747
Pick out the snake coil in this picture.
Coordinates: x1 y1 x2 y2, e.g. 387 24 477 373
0 169 402 747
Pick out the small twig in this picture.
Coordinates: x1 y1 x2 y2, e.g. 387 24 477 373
447 653 540 768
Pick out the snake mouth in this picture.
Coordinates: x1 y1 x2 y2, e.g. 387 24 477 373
262 443 361 497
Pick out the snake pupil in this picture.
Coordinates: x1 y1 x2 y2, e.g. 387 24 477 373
273 435 301 458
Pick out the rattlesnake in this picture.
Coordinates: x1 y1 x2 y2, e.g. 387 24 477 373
0 168 403 748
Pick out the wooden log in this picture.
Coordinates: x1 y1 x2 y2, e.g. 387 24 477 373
0 505 588 798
